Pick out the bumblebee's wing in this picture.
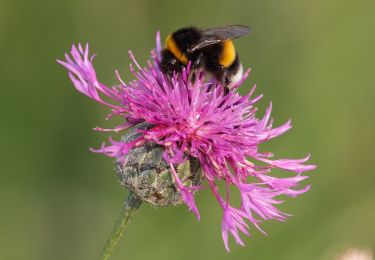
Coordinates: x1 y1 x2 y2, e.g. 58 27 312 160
187 25 251 52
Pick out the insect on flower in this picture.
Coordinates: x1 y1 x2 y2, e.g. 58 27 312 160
57 30 316 251
160 25 251 90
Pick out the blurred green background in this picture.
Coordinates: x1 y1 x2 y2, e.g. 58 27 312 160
1 0 374 259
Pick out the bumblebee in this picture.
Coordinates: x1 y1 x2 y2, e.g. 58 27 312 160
160 25 251 89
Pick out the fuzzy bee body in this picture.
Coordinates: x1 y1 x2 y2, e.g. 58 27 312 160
160 25 251 88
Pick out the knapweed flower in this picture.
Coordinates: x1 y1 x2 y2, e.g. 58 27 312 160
58 32 316 251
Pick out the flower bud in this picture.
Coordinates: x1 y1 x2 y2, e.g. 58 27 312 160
115 123 202 206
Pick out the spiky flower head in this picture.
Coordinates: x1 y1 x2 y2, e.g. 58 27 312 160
57 32 316 251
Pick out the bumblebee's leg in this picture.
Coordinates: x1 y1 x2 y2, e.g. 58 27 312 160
224 86 230 95
191 71 197 84
211 69 230 95
191 52 205 69
223 72 230 95
189 52 205 83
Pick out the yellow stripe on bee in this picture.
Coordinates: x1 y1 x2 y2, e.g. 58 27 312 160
219 40 236 68
165 34 188 65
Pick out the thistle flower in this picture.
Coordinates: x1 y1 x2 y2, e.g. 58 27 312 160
57 32 316 251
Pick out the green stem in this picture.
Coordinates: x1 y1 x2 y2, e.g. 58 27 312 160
100 192 142 260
